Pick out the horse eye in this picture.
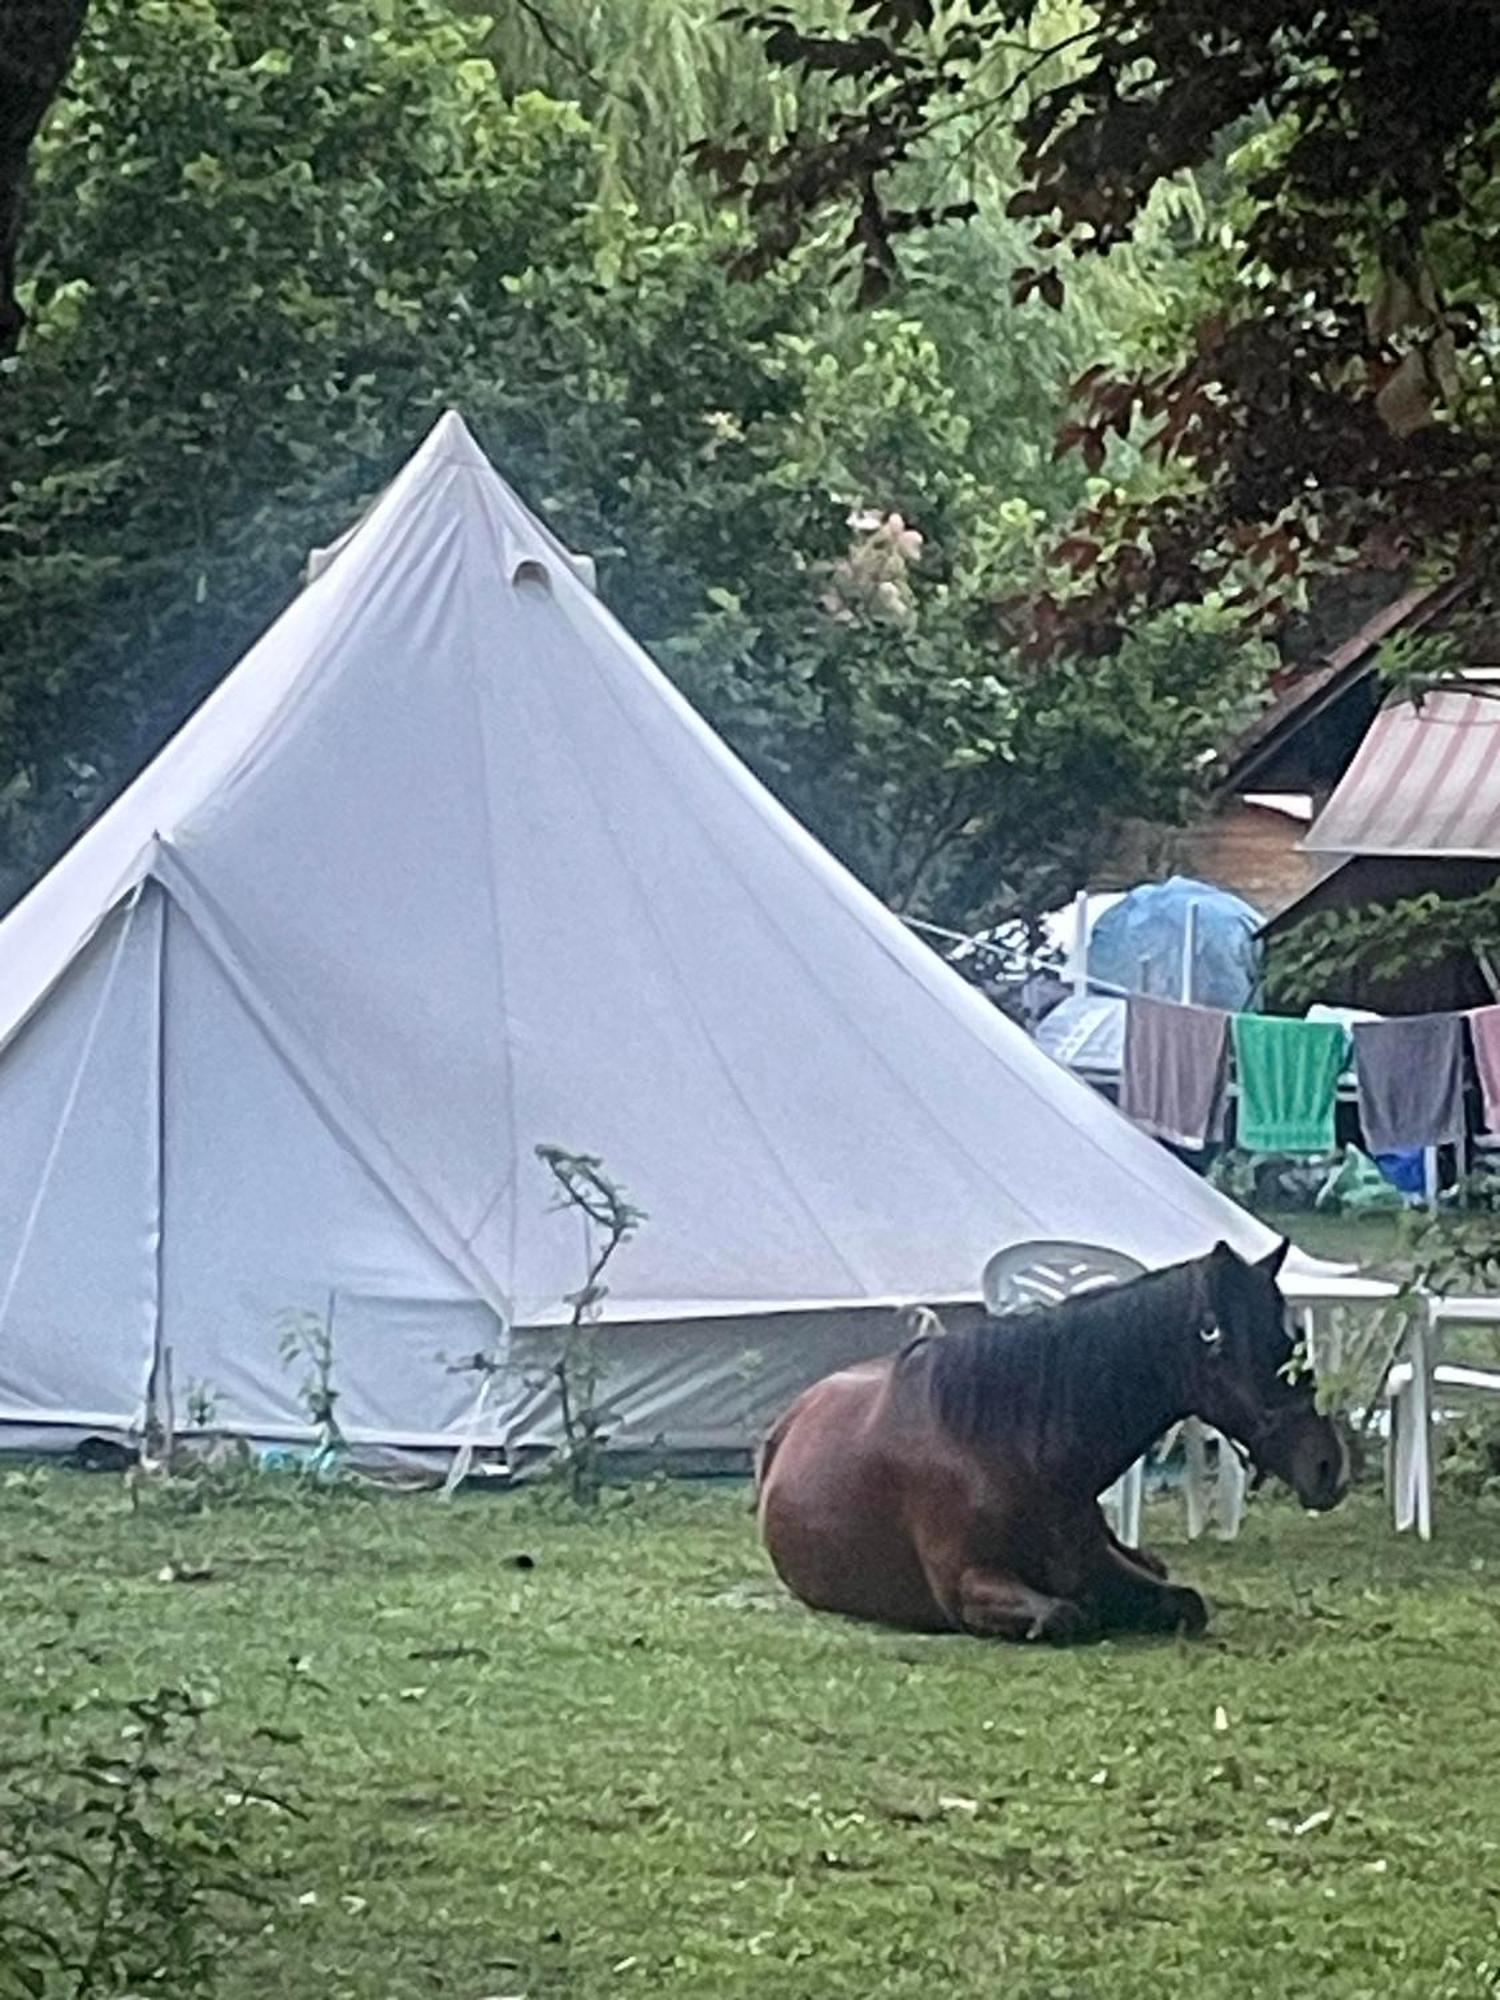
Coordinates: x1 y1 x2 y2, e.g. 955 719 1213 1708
1199 1325 1224 1348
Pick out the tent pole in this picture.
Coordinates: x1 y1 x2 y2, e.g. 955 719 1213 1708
1069 889 1089 998
140 884 171 1453
1181 898 1198 1006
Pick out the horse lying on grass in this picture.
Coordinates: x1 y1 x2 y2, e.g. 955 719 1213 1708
758 1240 1348 1642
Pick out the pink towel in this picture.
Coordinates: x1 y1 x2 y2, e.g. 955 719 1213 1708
1470 1006 1500 1135
1121 996 1229 1150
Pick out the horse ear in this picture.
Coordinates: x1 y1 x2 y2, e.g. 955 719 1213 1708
1257 1237 1290 1279
1203 1240 1237 1320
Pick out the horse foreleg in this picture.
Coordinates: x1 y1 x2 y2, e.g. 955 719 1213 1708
1086 1542 1208 1636
953 1567 1096 1644
1102 1518 1171 1580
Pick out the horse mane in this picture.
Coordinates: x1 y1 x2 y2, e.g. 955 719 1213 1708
906 1260 1208 1448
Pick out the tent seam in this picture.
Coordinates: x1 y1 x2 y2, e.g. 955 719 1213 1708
456 484 522 1299
151 853 512 1320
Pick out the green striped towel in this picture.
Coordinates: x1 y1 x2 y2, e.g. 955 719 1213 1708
1231 1014 1348 1155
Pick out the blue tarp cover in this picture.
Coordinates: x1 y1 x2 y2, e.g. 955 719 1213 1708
1089 876 1262 1012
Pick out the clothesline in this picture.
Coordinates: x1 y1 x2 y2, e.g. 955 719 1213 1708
1119 994 1500 1161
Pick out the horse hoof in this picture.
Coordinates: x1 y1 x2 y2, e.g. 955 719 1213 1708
1029 1601 1095 1645
1172 1588 1210 1636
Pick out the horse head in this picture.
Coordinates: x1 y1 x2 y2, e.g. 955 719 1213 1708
1186 1239 1349 1513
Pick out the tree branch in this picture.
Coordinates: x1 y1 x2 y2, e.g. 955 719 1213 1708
508 0 598 89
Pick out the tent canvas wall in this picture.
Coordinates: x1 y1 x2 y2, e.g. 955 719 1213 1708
0 414 1284 1460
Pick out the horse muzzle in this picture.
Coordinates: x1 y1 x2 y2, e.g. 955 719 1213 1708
1270 1412 1351 1513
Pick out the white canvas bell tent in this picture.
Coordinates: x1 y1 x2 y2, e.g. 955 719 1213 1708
0 412 1283 1460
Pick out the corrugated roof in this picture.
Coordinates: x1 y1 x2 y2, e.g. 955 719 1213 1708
1303 686 1500 857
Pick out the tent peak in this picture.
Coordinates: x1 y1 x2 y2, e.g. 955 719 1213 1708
419 408 491 470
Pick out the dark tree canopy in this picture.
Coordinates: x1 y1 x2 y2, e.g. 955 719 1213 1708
701 2 1500 656
0 0 88 353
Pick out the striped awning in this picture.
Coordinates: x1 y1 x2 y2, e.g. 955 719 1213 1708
1303 687 1500 857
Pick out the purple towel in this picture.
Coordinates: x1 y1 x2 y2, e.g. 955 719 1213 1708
1352 1014 1467 1153
1121 996 1229 1150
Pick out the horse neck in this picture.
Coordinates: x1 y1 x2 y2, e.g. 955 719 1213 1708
1023 1276 1202 1500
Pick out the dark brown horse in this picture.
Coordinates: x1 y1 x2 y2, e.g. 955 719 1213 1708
758 1240 1348 1641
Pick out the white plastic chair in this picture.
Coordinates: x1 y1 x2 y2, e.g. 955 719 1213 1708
981 1239 1247 1546
1387 1294 1500 1540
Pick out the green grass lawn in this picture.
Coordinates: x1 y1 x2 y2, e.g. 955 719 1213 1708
1261 1207 1414 1274
6 1473 1500 1998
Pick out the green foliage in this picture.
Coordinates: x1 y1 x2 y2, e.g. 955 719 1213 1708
276 1306 344 1463
1374 633 1474 706
534 1144 646 1507
478 0 811 220
1266 882 1500 1011
0 0 88 354
184 1380 222 1431
709 4 1500 656
0 0 604 900
1400 1206 1500 1301
1 0 1268 933
660 321 1270 913
0 1681 297 2000
1439 1410 1500 1502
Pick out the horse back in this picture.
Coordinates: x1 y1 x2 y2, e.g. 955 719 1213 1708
755 1356 894 1491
